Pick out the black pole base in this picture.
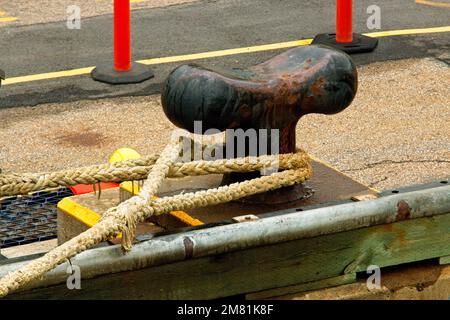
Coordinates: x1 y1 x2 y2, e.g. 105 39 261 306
312 33 378 54
91 62 154 84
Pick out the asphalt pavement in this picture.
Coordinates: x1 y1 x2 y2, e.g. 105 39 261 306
0 0 449 108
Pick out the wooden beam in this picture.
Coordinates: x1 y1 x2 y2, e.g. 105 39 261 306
6 212 450 300
440 256 450 265
274 263 450 300
246 274 357 300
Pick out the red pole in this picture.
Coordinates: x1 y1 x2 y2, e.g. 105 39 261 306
336 0 353 43
114 0 131 71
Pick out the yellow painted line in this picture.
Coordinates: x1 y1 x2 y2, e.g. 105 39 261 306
415 0 450 8
58 197 124 238
169 210 204 226
58 197 102 228
0 8 18 22
121 181 204 226
363 25 450 38
3 25 450 86
3 67 95 85
1 40 310 86
0 17 18 22
137 39 313 65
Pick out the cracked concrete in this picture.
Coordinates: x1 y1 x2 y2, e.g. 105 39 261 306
299 58 450 190
342 159 450 172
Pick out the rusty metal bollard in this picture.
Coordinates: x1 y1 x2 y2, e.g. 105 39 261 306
161 45 358 203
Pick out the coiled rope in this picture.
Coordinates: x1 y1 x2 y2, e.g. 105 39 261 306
0 136 312 297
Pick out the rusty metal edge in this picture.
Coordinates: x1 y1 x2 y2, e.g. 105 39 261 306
1 183 450 294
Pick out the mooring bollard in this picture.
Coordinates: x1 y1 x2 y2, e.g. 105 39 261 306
91 0 154 84
162 45 357 155
312 0 378 53
161 45 357 203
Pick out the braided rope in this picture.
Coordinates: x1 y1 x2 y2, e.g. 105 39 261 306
0 152 310 197
0 137 312 297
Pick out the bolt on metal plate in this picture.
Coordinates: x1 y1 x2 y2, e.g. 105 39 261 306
232 214 260 223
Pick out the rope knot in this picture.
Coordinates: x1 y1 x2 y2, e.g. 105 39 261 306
0 138 312 297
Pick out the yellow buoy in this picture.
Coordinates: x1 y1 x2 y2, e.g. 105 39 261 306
109 147 141 163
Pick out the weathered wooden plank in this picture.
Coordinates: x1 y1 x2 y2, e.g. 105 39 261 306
7 212 450 300
274 263 450 300
440 256 450 265
246 274 357 300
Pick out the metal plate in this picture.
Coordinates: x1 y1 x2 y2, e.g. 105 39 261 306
155 160 378 224
0 188 73 248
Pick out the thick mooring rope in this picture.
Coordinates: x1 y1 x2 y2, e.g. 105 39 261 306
0 137 312 298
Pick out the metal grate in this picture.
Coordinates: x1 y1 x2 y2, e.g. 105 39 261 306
0 188 73 248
